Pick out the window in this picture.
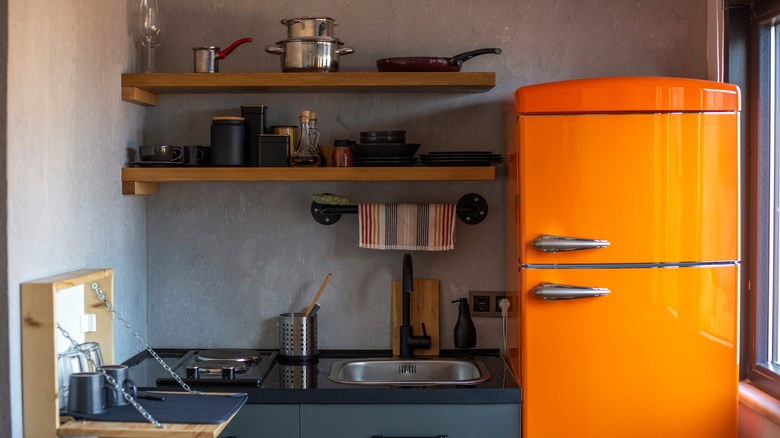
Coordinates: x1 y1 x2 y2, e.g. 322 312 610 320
772 19 780 369
744 0 780 398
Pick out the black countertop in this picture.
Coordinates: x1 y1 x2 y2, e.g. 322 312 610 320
125 349 521 405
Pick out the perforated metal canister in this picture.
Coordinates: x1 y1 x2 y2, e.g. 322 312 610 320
278 313 318 360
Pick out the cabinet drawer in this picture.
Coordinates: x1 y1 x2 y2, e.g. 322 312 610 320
219 405 299 438
299 404 520 438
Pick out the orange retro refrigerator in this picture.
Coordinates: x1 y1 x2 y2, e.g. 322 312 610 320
505 77 740 438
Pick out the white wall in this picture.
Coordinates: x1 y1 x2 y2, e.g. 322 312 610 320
3 0 147 436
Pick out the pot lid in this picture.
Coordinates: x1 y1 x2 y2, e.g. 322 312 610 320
281 17 336 23
275 37 344 45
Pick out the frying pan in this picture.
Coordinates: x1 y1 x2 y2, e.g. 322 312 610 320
376 48 501 72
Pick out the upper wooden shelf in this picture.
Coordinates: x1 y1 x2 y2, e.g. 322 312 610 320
121 72 497 106
121 166 496 195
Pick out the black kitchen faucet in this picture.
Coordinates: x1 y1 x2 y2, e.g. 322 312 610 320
398 253 432 358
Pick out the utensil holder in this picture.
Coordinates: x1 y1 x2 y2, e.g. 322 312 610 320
278 313 318 361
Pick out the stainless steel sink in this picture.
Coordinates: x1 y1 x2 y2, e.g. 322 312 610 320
328 358 491 386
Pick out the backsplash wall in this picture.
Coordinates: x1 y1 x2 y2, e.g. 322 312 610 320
143 0 709 349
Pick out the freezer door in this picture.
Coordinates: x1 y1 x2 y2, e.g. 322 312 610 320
519 265 738 438
517 112 739 265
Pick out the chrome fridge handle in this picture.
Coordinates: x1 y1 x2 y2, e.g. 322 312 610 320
533 283 611 300
532 234 610 252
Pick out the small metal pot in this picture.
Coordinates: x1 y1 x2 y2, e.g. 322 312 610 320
266 37 354 73
281 17 337 38
193 37 253 73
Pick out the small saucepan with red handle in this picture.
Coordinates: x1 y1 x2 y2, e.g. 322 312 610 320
376 48 502 72
193 37 253 73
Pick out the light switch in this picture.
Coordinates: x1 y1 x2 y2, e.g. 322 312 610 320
80 314 97 333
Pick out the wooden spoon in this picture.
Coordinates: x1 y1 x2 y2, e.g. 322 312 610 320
305 273 332 317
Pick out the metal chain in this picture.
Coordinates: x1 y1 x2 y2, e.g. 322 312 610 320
57 323 163 428
90 283 200 395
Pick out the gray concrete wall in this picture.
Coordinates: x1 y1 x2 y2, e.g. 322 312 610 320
144 0 708 350
0 0 711 435
4 0 147 435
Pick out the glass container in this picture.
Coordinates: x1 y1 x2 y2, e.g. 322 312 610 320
290 110 321 166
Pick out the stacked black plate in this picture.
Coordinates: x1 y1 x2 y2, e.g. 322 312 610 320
419 151 504 166
353 130 420 167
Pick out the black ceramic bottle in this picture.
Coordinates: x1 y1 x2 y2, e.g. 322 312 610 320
452 298 477 349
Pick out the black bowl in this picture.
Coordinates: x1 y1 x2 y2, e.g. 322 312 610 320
359 130 406 144
359 130 406 137
360 136 407 144
352 143 420 158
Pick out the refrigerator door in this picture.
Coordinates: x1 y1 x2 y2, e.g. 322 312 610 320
517 112 739 266
519 265 738 438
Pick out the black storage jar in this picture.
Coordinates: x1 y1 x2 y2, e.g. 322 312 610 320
210 116 246 166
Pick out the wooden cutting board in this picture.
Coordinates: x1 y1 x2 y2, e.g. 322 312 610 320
392 279 440 356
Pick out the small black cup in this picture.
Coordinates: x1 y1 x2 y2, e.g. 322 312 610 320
99 365 137 407
67 372 113 415
139 144 183 162
182 145 208 165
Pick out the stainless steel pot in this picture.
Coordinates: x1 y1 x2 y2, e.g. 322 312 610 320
281 17 337 38
266 37 354 72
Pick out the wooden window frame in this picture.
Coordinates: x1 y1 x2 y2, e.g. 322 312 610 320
740 0 780 400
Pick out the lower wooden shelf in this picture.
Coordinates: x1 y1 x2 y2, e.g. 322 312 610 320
58 415 233 438
121 166 496 195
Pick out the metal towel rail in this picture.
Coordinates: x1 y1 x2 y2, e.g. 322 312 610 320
311 193 488 225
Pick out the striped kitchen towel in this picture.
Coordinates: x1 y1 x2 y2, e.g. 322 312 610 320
358 203 456 251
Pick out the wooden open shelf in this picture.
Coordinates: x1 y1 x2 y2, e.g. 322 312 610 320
121 72 497 105
121 166 496 195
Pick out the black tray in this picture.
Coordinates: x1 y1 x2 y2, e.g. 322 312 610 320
62 392 247 424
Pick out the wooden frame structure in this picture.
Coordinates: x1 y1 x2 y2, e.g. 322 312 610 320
21 268 234 437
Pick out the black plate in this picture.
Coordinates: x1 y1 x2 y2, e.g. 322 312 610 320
355 158 419 167
129 161 183 167
420 153 503 159
420 158 501 167
355 155 418 161
427 150 496 155
353 143 421 158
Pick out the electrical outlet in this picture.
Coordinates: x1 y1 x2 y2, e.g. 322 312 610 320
473 295 491 312
497 295 514 314
469 291 506 317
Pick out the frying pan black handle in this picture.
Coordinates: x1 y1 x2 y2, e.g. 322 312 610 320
450 48 502 66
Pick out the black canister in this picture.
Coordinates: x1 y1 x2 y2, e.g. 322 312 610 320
241 105 267 166
211 116 246 166
258 134 290 167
